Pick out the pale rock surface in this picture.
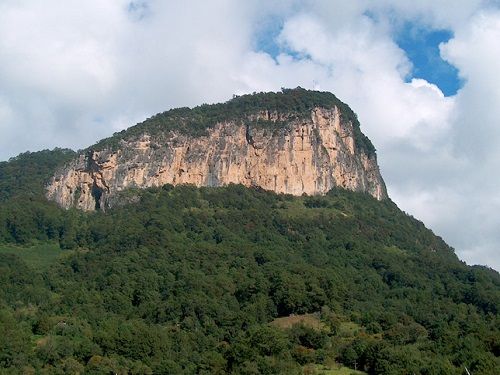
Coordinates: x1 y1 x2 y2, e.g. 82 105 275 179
46 107 387 211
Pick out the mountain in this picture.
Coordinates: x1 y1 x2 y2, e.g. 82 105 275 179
0 89 499 374
46 88 386 211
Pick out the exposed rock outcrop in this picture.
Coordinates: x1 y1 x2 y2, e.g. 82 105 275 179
47 106 387 211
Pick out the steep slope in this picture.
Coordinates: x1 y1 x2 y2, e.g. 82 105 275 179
46 89 387 211
1 90 498 374
0 184 498 374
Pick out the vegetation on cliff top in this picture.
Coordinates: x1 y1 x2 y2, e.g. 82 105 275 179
0 148 75 202
93 88 376 156
0 149 499 374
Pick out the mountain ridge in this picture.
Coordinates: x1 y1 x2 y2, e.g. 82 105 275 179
91 87 376 156
0 134 499 374
46 88 387 211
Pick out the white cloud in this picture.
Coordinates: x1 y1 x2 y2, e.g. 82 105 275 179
0 1 122 103
270 13 454 150
441 11 500 159
430 10 500 269
370 0 490 29
0 1 499 270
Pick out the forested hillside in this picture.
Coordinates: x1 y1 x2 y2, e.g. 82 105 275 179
0 149 498 374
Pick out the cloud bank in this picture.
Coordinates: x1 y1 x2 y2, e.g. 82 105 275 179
0 0 499 270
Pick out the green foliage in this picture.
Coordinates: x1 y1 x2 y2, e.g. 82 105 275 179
0 243 64 270
0 149 498 373
0 309 33 370
0 148 81 248
0 148 75 202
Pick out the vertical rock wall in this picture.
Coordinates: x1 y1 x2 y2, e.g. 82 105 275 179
46 107 387 211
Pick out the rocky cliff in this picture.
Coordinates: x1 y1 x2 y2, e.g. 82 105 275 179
46 89 387 211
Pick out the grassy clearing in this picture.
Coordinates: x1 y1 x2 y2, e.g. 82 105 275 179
338 322 362 337
270 313 327 331
384 245 408 256
305 364 366 374
0 242 64 269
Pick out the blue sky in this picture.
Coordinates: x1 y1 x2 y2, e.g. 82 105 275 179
395 23 463 96
256 17 463 97
0 0 499 271
254 16 284 59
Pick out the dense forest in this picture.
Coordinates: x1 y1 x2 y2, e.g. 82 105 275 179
0 148 499 374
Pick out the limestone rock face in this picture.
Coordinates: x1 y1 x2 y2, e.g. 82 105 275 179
46 107 387 211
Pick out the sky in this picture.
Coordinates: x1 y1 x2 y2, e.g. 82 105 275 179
0 0 499 271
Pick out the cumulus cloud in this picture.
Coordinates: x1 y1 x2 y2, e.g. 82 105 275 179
0 1 499 270
0 0 259 153
429 10 500 269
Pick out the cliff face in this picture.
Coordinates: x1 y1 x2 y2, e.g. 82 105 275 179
46 106 387 211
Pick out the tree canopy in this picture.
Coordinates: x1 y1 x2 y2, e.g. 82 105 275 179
0 148 498 373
